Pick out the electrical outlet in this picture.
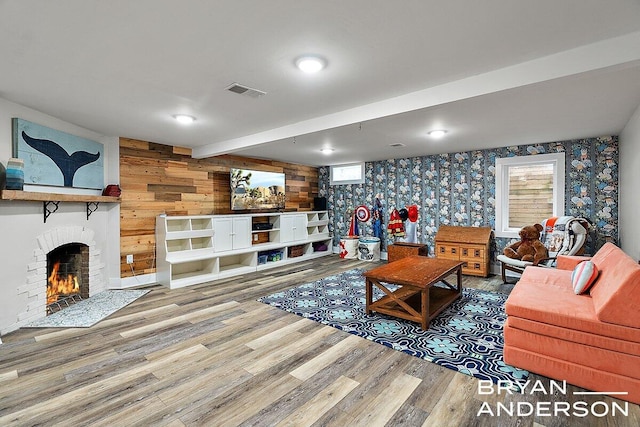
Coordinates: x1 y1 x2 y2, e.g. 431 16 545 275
126 254 134 264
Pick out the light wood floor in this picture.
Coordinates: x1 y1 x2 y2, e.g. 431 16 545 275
1 256 638 426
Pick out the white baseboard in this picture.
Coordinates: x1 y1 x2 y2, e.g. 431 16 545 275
110 273 157 289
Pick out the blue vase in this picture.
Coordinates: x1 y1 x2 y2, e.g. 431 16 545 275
5 158 24 190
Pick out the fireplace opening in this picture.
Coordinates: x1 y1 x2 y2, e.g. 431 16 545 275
46 243 90 314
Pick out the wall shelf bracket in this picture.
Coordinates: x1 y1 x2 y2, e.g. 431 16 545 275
43 201 60 223
86 202 100 220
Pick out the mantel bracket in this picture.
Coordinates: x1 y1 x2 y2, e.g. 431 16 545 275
42 201 101 222
86 202 100 220
43 201 60 223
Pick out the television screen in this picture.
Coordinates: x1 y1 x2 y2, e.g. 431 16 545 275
230 168 286 211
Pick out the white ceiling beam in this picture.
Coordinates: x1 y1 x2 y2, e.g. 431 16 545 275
192 31 640 159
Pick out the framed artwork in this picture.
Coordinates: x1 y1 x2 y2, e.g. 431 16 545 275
12 118 104 190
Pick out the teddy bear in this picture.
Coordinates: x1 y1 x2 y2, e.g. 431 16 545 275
503 223 548 265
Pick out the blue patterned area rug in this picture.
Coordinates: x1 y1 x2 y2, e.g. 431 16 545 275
258 268 528 385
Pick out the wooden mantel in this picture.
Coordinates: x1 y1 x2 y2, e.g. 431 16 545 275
0 189 120 203
0 189 120 222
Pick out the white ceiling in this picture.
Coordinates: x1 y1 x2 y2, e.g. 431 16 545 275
1 1 639 166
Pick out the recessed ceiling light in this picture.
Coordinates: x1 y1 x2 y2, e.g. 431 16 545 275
428 129 447 138
173 114 196 124
296 56 326 73
320 148 334 154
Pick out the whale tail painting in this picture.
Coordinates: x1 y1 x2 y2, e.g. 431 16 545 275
22 131 100 187
12 118 104 190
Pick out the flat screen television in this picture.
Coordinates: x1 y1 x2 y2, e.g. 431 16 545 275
230 168 286 211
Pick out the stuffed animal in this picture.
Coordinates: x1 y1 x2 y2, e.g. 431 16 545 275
503 224 548 265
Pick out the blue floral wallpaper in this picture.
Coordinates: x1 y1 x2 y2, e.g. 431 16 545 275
318 136 618 268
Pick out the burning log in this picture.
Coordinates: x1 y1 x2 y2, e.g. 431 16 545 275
47 261 80 304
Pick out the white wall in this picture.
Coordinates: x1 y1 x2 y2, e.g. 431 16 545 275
619 102 640 261
0 97 121 334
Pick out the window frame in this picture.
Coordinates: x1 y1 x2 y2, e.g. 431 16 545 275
494 152 565 238
329 162 365 185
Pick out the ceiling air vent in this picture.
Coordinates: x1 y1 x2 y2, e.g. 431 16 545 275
390 143 405 148
226 83 266 98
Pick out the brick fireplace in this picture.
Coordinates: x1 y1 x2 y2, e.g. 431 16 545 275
18 226 106 326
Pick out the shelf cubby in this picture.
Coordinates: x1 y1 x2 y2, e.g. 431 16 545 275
191 218 212 230
166 219 191 232
191 237 213 250
169 258 218 288
167 239 191 252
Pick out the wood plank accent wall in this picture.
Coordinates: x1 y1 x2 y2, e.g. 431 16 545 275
119 137 320 278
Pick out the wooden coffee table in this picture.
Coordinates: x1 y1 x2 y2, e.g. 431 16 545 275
364 256 464 330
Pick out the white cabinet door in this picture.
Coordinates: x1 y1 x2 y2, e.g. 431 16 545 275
214 216 251 251
281 214 307 242
295 215 308 241
231 216 251 250
213 218 233 252
280 215 293 242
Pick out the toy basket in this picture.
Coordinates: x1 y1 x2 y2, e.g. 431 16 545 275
288 245 304 258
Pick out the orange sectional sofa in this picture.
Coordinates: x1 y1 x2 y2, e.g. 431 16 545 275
503 242 640 404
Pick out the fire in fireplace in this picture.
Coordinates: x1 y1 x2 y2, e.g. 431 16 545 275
46 243 90 314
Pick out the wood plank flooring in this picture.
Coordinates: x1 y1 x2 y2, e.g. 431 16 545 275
1 256 638 426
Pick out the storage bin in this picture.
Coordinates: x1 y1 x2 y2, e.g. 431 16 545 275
313 242 328 252
288 245 304 258
252 232 270 245
267 250 283 262
258 254 268 265
358 237 381 262
339 236 359 259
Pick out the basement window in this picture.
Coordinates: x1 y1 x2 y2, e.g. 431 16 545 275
330 163 365 185
495 153 565 238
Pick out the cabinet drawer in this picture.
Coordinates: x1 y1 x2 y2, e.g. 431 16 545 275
460 246 485 260
436 243 460 259
461 261 486 276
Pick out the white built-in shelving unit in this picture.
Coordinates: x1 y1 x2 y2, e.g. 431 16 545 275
156 211 332 289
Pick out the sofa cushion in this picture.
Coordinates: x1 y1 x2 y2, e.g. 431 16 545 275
590 243 640 328
571 260 599 294
556 254 591 271
505 319 640 380
507 316 640 354
504 338 640 404
506 266 640 343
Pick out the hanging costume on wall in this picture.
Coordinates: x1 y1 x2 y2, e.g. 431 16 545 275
404 205 418 243
387 208 405 237
347 211 359 236
372 197 383 239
